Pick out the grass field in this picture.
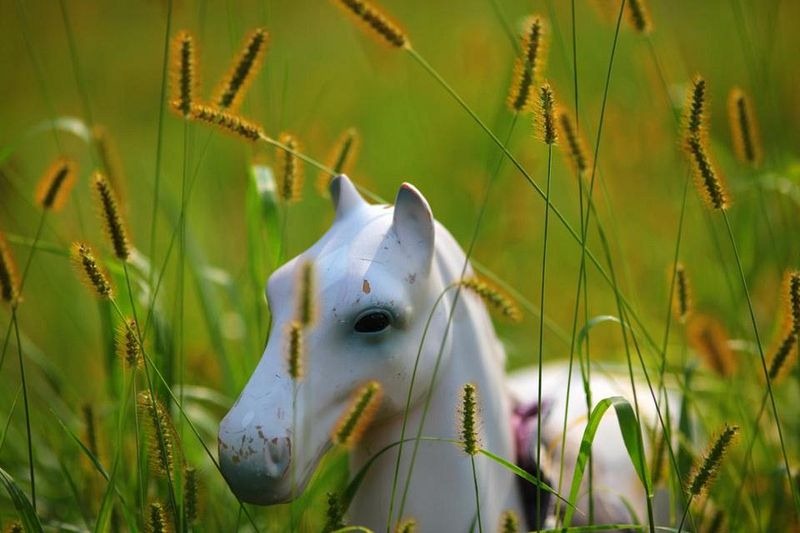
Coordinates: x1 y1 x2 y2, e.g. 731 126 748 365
0 0 798 531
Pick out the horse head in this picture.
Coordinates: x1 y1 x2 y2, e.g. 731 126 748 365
218 175 455 504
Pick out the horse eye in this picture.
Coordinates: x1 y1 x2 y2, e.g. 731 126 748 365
354 310 392 333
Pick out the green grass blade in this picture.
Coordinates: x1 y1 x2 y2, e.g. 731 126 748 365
51 410 110 482
0 466 43 533
94 371 136 533
478 448 576 510
676 366 694 496
0 386 21 451
247 163 281 269
58 458 92 530
93 458 119 533
563 396 652 527
577 315 622 350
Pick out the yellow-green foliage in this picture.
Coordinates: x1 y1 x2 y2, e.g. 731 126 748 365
2 3 798 531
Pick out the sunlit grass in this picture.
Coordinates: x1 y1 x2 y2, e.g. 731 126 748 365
1 0 798 532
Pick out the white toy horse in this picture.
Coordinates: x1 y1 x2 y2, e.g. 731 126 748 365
218 175 667 531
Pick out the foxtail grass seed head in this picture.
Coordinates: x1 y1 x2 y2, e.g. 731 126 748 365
334 0 408 48
71 242 113 298
117 318 142 369
297 261 316 326
768 330 797 381
4 523 23 533
459 277 522 322
324 492 346 532
214 28 268 111
784 270 800 334
459 382 480 455
626 0 652 34
537 83 557 145
278 132 304 202
727 87 762 168
93 172 130 260
147 501 170 533
556 108 590 176
138 391 177 477
35 157 77 212
331 128 360 175
170 30 198 118
673 263 692 323
499 509 520 533
319 128 360 194
184 466 199 524
684 75 708 141
189 103 263 142
687 424 739 497
286 320 304 381
395 518 417 533
687 314 736 377
333 380 383 447
685 136 729 210
0 232 20 304
507 15 548 112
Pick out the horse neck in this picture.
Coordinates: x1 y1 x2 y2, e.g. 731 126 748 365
427 223 514 458
349 227 521 530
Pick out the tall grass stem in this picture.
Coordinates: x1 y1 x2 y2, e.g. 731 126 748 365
12 309 35 512
535 144 553 527
720 211 799 513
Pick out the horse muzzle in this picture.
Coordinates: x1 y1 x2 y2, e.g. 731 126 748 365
218 392 295 504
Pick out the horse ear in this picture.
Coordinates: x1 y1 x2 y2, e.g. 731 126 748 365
330 174 367 220
392 183 435 273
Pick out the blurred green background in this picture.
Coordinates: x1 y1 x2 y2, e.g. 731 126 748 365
1 0 798 530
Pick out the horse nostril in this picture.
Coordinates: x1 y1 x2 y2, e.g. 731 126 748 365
264 436 291 477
